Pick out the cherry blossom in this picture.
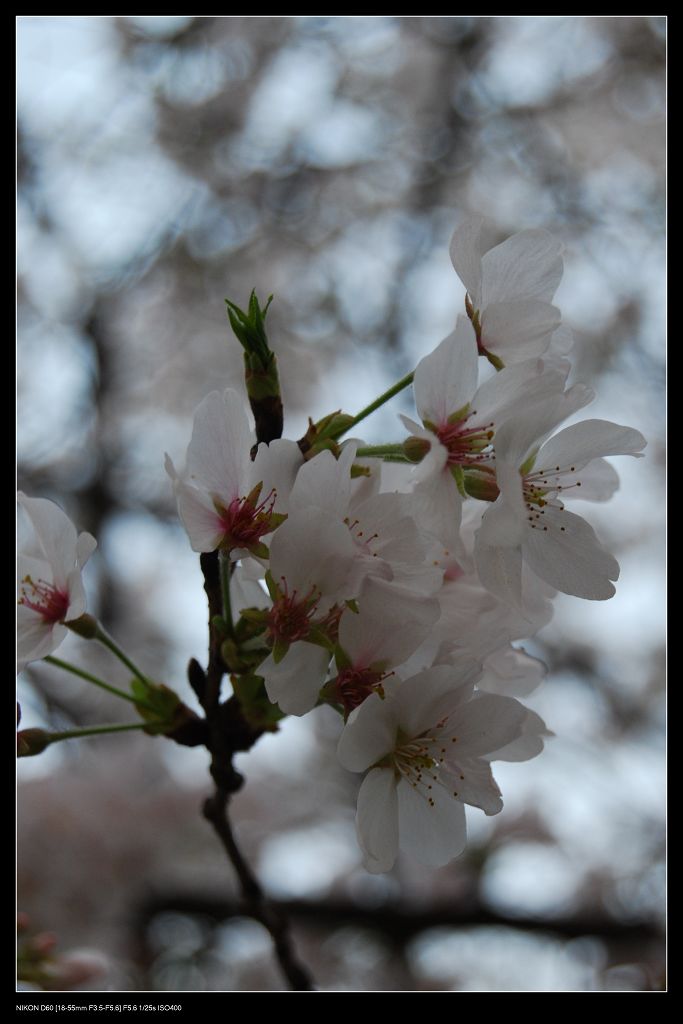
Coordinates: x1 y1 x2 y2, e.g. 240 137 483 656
450 216 563 365
475 394 647 604
165 388 301 557
17 493 97 672
337 664 529 872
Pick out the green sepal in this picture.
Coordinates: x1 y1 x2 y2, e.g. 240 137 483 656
345 599 359 614
272 638 290 664
247 540 270 560
520 448 539 477
238 607 270 627
463 470 500 502
220 638 242 672
306 625 336 651
447 403 471 425
451 464 467 498
232 673 286 731
264 570 280 602
131 680 181 734
334 643 352 670
350 463 371 478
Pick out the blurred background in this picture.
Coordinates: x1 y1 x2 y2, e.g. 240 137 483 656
17 16 665 992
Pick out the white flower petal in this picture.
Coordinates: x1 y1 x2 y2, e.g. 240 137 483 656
481 229 563 306
474 535 525 610
392 663 481 738
446 693 527 757
17 493 79 590
356 769 399 873
397 776 467 867
173 481 226 553
17 606 68 672
449 215 497 304
522 507 619 600
413 317 478 425
444 758 503 815
493 385 595 465
250 438 303 516
260 643 331 716
289 446 355 515
537 419 646 475
481 299 560 361
478 646 547 698
486 709 551 762
338 692 398 772
185 390 252 504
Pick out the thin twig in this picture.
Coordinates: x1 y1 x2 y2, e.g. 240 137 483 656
203 787 314 991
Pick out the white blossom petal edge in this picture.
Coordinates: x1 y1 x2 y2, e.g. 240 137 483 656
17 493 97 673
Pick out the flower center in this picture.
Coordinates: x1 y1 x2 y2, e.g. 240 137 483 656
217 486 280 551
523 462 582 532
391 722 463 808
335 666 388 716
267 581 320 645
435 414 495 469
19 575 69 624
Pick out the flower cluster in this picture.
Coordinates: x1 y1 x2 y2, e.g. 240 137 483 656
163 217 645 873
17 216 646 876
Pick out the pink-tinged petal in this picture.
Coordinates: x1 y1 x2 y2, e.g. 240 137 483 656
17 605 68 672
536 419 646 475
449 216 498 305
486 709 551 762
250 439 304 516
337 692 398 772
260 643 331 716
356 769 399 873
186 390 252 504
445 693 527 757
443 758 503 815
479 646 547 698
413 317 478 425
481 229 563 306
474 534 524 610
289 445 355 516
397 775 467 867
173 480 226 553
522 506 619 600
17 493 78 591
481 299 561 361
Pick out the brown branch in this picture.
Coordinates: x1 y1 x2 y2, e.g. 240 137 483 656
138 892 664 950
202 790 314 991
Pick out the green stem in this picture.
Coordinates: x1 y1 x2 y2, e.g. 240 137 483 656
338 371 414 435
219 550 235 640
44 656 156 711
355 444 406 458
47 721 153 743
93 627 151 689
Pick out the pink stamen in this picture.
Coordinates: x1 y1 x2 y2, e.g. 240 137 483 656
19 576 69 624
435 416 495 468
219 488 277 549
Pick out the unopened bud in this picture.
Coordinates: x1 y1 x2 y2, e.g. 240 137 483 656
17 728 51 758
403 436 432 463
65 613 99 640
463 471 500 502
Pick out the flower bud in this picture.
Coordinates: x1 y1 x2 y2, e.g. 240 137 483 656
403 436 432 463
17 729 51 758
